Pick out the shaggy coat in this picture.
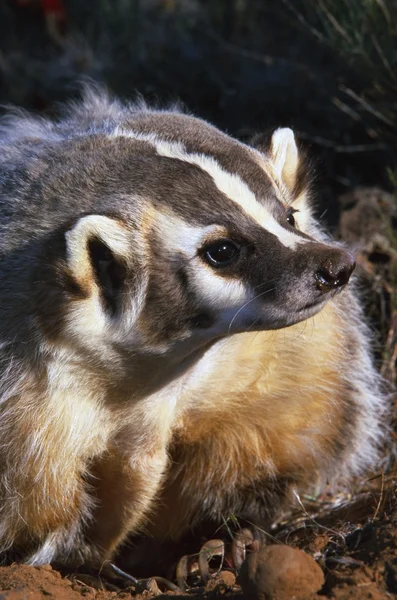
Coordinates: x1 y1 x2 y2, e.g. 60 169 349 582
0 89 384 566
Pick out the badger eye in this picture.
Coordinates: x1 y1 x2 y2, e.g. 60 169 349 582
286 209 298 227
203 239 240 268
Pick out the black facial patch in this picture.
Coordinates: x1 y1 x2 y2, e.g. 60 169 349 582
187 312 215 329
88 237 126 316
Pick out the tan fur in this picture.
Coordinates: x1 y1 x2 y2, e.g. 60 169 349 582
146 302 361 539
0 90 385 567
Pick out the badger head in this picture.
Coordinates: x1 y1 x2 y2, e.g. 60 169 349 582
16 101 354 380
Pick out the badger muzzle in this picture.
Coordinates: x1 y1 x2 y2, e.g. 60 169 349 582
242 241 356 331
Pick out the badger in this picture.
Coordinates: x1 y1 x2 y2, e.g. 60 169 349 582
0 89 385 569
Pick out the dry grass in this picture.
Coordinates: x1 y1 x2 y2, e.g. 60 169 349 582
282 0 397 149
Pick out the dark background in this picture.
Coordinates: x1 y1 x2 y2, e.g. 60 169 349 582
0 0 396 228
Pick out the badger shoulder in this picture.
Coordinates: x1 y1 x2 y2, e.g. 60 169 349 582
149 285 386 540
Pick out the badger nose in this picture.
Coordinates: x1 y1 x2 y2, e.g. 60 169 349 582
315 251 356 292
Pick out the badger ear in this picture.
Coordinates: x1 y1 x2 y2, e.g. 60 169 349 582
270 128 299 193
65 215 129 313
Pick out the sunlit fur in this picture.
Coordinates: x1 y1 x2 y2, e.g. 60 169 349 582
0 88 386 567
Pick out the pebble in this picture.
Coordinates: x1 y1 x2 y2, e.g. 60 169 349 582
240 544 325 599
205 570 236 591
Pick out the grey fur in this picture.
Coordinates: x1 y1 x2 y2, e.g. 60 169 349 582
0 88 386 567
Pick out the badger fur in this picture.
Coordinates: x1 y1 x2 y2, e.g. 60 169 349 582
0 88 385 567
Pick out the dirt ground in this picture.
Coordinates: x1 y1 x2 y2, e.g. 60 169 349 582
1 482 396 599
0 187 396 599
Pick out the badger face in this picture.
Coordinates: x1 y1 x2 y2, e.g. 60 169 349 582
35 108 354 367
112 121 354 357
141 207 355 348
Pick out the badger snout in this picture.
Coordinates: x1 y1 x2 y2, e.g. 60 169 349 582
291 246 356 318
314 249 356 293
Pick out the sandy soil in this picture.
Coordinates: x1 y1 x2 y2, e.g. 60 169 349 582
0 499 396 600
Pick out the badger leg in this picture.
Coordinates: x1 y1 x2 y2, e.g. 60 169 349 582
82 445 169 566
0 435 169 570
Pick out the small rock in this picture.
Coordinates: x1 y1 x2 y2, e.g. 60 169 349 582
205 570 236 591
218 570 236 587
146 577 162 596
307 533 330 555
240 544 324 600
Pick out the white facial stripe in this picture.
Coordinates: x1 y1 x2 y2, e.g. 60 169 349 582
155 211 218 257
190 267 247 310
155 210 246 309
111 127 305 249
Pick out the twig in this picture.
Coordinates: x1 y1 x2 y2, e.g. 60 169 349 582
291 489 348 544
371 34 395 82
373 0 392 25
279 0 327 44
332 97 362 122
318 0 352 45
372 470 385 521
202 28 319 83
297 131 387 153
340 85 396 128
